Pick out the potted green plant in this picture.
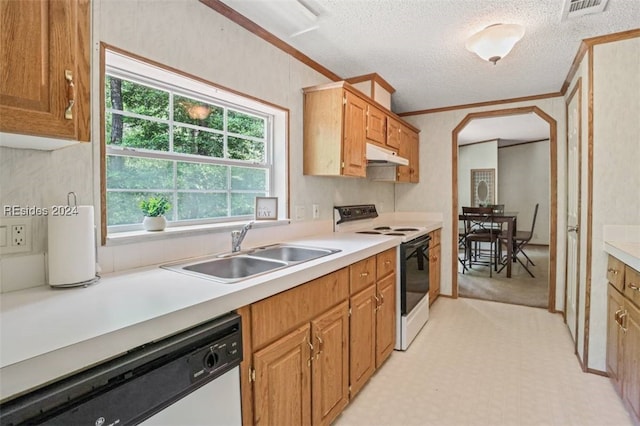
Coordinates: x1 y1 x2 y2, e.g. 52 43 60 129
139 196 171 231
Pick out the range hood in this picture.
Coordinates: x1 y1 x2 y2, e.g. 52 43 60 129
365 143 409 166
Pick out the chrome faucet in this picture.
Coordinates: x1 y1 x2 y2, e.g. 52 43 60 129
231 221 254 253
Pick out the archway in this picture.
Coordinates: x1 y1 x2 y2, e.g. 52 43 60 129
451 106 558 312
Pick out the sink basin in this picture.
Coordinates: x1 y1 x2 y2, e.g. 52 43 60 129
163 256 287 283
162 244 340 283
251 245 338 262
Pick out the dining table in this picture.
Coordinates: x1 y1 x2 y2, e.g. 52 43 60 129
459 211 518 278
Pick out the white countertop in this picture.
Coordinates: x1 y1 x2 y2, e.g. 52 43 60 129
0 222 442 401
604 240 640 271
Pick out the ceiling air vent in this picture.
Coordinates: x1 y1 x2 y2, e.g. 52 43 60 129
562 0 609 20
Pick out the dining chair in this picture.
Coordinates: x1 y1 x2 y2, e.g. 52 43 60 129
461 206 501 277
499 203 539 277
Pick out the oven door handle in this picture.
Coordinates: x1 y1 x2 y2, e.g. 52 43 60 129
403 239 430 250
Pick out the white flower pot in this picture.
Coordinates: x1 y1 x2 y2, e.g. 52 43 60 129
143 216 167 231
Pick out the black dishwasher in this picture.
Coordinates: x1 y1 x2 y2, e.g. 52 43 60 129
0 312 242 426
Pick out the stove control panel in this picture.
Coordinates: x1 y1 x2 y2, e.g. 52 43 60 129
334 204 378 224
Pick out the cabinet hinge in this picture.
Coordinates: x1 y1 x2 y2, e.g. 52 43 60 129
348 307 352 317
341 162 345 169
343 96 347 105
249 367 256 382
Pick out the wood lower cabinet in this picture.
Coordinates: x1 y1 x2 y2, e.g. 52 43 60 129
606 256 640 423
248 268 350 426
349 247 396 397
375 272 396 367
429 229 441 305
0 0 90 142
623 297 640 421
607 284 625 395
349 286 376 397
311 302 350 426
244 249 398 425
253 324 312 426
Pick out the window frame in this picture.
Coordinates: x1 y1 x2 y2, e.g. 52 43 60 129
100 47 288 243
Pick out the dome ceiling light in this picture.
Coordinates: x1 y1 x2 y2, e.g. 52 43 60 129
465 23 525 65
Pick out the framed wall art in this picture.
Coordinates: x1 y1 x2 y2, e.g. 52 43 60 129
255 197 278 220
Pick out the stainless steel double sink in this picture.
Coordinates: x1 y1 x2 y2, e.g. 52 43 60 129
161 244 341 283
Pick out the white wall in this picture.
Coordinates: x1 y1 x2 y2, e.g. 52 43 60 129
587 36 640 371
498 141 550 245
395 97 567 312
458 140 498 208
0 0 398 290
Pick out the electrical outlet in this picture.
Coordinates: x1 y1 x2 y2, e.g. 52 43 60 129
295 205 306 221
12 225 25 246
0 217 31 254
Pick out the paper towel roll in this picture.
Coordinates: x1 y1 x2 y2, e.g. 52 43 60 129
48 205 97 287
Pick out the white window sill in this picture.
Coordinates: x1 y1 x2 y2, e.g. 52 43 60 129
106 219 291 246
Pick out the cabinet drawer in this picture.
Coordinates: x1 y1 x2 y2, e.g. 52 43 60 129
251 267 349 349
624 265 640 308
607 256 625 292
350 256 376 294
429 229 441 247
376 248 396 280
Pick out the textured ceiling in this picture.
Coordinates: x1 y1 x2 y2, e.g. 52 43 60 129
218 0 639 114
458 113 550 145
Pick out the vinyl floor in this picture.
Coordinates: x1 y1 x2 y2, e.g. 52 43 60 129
334 297 633 426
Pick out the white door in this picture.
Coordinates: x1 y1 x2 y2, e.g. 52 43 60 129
565 82 582 344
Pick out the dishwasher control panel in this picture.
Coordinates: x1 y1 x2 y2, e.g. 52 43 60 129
189 328 242 384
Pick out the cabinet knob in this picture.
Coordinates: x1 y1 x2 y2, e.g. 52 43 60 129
360 271 369 278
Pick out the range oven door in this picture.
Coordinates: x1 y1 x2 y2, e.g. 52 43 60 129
400 234 431 316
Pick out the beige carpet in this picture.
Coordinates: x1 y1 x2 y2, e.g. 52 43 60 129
457 245 549 308
335 297 634 426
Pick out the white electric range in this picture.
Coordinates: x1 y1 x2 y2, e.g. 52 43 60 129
334 205 431 350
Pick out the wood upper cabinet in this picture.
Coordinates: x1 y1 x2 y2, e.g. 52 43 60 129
385 116 401 151
303 86 367 177
303 81 419 179
397 124 419 183
0 0 90 142
366 103 386 146
429 229 441 305
606 257 640 423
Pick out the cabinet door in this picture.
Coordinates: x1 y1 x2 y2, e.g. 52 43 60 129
311 302 349 426
254 324 312 426
0 0 90 141
349 286 376 398
429 231 441 305
409 130 420 182
607 285 625 395
386 117 401 151
623 299 640 422
342 91 367 177
366 103 386 145
376 273 396 367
